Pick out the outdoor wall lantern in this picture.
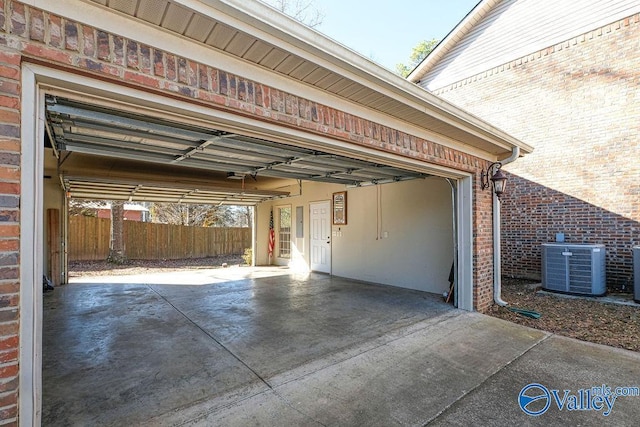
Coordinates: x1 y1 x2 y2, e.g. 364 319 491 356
481 162 507 198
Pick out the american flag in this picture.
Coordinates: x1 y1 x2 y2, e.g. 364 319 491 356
268 208 275 258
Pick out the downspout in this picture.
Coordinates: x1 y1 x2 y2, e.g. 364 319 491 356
494 147 520 306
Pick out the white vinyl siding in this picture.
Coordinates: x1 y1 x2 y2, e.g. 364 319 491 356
420 0 640 91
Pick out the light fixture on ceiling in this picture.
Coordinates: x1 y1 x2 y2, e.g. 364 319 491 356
481 162 507 198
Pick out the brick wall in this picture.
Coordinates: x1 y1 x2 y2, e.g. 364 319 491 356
0 0 500 421
433 14 640 291
0 0 20 424
473 168 496 311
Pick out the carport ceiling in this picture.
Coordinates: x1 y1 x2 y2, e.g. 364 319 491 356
46 95 427 190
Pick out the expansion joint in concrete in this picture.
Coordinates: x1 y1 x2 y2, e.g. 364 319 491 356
424 332 552 425
147 285 274 390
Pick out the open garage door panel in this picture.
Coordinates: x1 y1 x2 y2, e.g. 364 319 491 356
45 95 429 203
60 176 286 206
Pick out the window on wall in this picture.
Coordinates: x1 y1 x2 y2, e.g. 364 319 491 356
278 206 291 258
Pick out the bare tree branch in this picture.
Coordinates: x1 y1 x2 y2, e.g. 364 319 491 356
261 0 324 28
148 203 251 228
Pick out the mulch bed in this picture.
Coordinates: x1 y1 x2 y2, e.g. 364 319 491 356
488 278 640 352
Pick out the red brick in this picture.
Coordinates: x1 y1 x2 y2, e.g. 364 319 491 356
0 348 15 366
126 40 138 69
0 336 16 351
0 390 17 408
187 60 197 86
0 226 17 238
0 66 18 81
48 14 63 48
177 57 187 84
0 241 17 251
0 376 17 394
23 43 73 65
9 2 26 37
96 31 109 60
112 35 124 66
153 49 164 77
82 25 95 57
0 170 20 181
0 253 17 267
29 9 44 42
0 52 19 68
0 81 19 98
165 53 176 81
0 364 18 378
0 111 18 125
0 127 18 141
255 84 265 107
122 70 160 89
139 44 151 74
76 57 101 73
219 71 229 96
0 310 16 328
0 268 17 281
65 20 79 51
0 283 17 295
0 404 17 421
209 68 219 93
0 141 18 153
198 64 209 90
0 0 5 30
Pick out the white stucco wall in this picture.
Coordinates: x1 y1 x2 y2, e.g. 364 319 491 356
256 177 453 294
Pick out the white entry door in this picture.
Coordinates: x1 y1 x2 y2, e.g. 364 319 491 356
310 201 331 273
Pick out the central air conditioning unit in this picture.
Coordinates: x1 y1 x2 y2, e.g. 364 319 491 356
542 243 606 296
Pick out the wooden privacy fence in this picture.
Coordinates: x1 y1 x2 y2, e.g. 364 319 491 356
69 216 251 261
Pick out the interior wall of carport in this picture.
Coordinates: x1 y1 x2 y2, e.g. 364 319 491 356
3 3 500 423
256 179 454 294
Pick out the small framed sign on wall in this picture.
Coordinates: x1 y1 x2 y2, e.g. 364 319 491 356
332 191 347 225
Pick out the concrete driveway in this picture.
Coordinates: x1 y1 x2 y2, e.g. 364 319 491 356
43 267 640 426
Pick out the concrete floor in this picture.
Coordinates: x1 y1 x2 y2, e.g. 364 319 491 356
43 267 640 426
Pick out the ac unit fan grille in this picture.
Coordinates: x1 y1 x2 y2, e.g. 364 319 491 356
542 244 606 296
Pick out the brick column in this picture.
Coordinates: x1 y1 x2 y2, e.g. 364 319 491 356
0 1 21 419
473 166 496 312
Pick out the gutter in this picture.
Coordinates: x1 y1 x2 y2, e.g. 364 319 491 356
493 146 520 306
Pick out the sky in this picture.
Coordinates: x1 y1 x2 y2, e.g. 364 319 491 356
309 0 480 72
